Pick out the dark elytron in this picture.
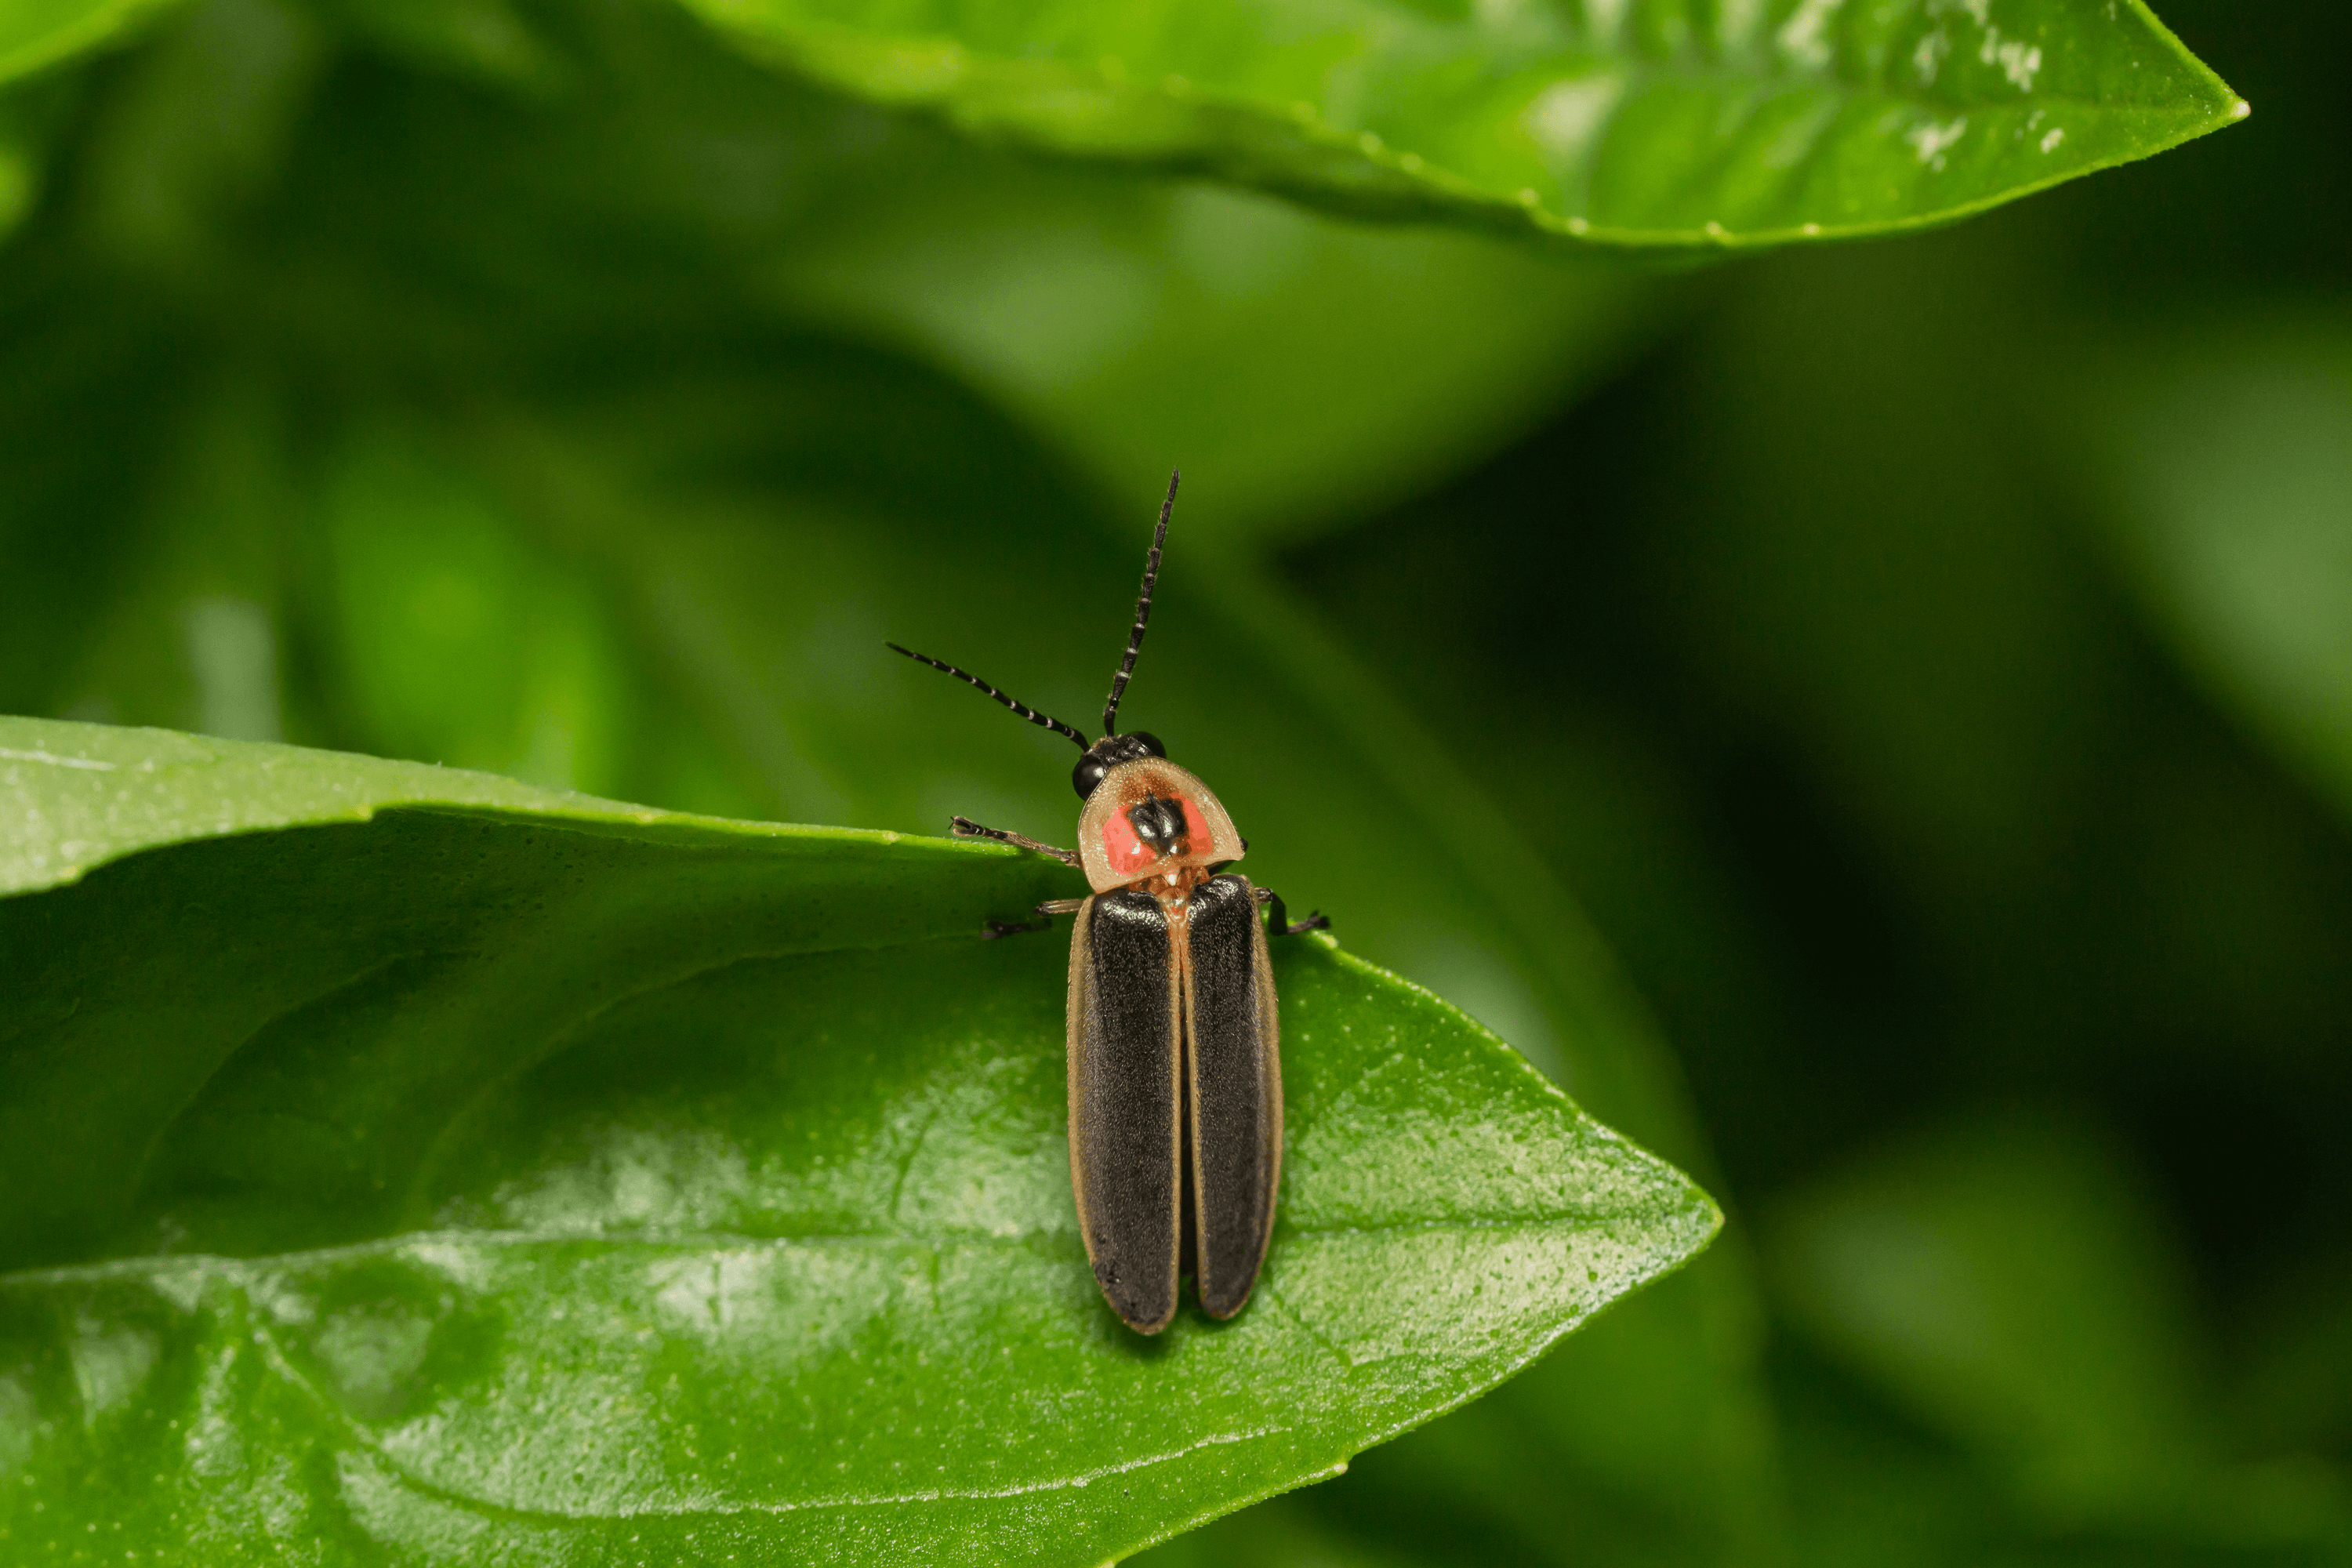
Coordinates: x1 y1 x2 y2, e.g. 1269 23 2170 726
1071 891 1182 1331
1182 875 1282 1319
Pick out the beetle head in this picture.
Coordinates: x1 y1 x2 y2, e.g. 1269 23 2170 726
1074 731 1165 800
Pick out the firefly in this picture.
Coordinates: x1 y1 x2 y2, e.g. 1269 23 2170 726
887 470 1326 1334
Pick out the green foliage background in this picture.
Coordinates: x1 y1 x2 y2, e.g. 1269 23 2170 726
2 0 2346 1559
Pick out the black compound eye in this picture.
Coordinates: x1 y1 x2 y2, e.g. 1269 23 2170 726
1073 755 1108 800
1126 731 1167 759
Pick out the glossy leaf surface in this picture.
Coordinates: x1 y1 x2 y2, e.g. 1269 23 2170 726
0 716 1718 1564
681 0 2242 247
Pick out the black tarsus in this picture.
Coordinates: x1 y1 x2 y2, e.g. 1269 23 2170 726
1257 887 1330 937
887 643 1091 752
983 915 1054 940
1102 470 1179 738
949 815 1082 866
988 896 1087 939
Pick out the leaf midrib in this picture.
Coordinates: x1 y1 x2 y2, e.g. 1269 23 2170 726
0 1210 1676 1289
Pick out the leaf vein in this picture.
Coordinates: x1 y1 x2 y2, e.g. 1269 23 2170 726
0 1211 1671 1290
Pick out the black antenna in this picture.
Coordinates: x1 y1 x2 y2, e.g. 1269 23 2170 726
1102 468 1178 737
886 643 1091 752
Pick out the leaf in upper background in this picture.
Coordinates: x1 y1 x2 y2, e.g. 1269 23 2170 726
680 0 2243 248
0 716 1718 1564
2078 319 2352 828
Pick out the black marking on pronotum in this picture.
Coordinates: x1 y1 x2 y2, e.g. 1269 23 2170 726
1125 796 1189 855
886 467 1327 1334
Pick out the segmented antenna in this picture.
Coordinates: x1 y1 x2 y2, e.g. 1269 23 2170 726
1102 468 1178 737
886 643 1091 751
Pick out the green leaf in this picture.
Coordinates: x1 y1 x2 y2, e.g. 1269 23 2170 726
678 0 2244 248
2078 318 2352 826
0 715 1718 1563
0 0 183 84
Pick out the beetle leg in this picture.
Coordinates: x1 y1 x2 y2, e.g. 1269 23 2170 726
983 915 1053 940
1256 887 1330 936
951 815 1081 866
982 897 1087 940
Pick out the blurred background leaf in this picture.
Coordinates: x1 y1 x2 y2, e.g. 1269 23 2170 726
2077 319 2352 829
770 167 1672 550
1767 1110 2205 1520
0 0 183 83
0 0 2338 1559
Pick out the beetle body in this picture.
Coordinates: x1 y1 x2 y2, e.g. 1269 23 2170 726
887 472 1320 1334
1069 753 1277 1331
